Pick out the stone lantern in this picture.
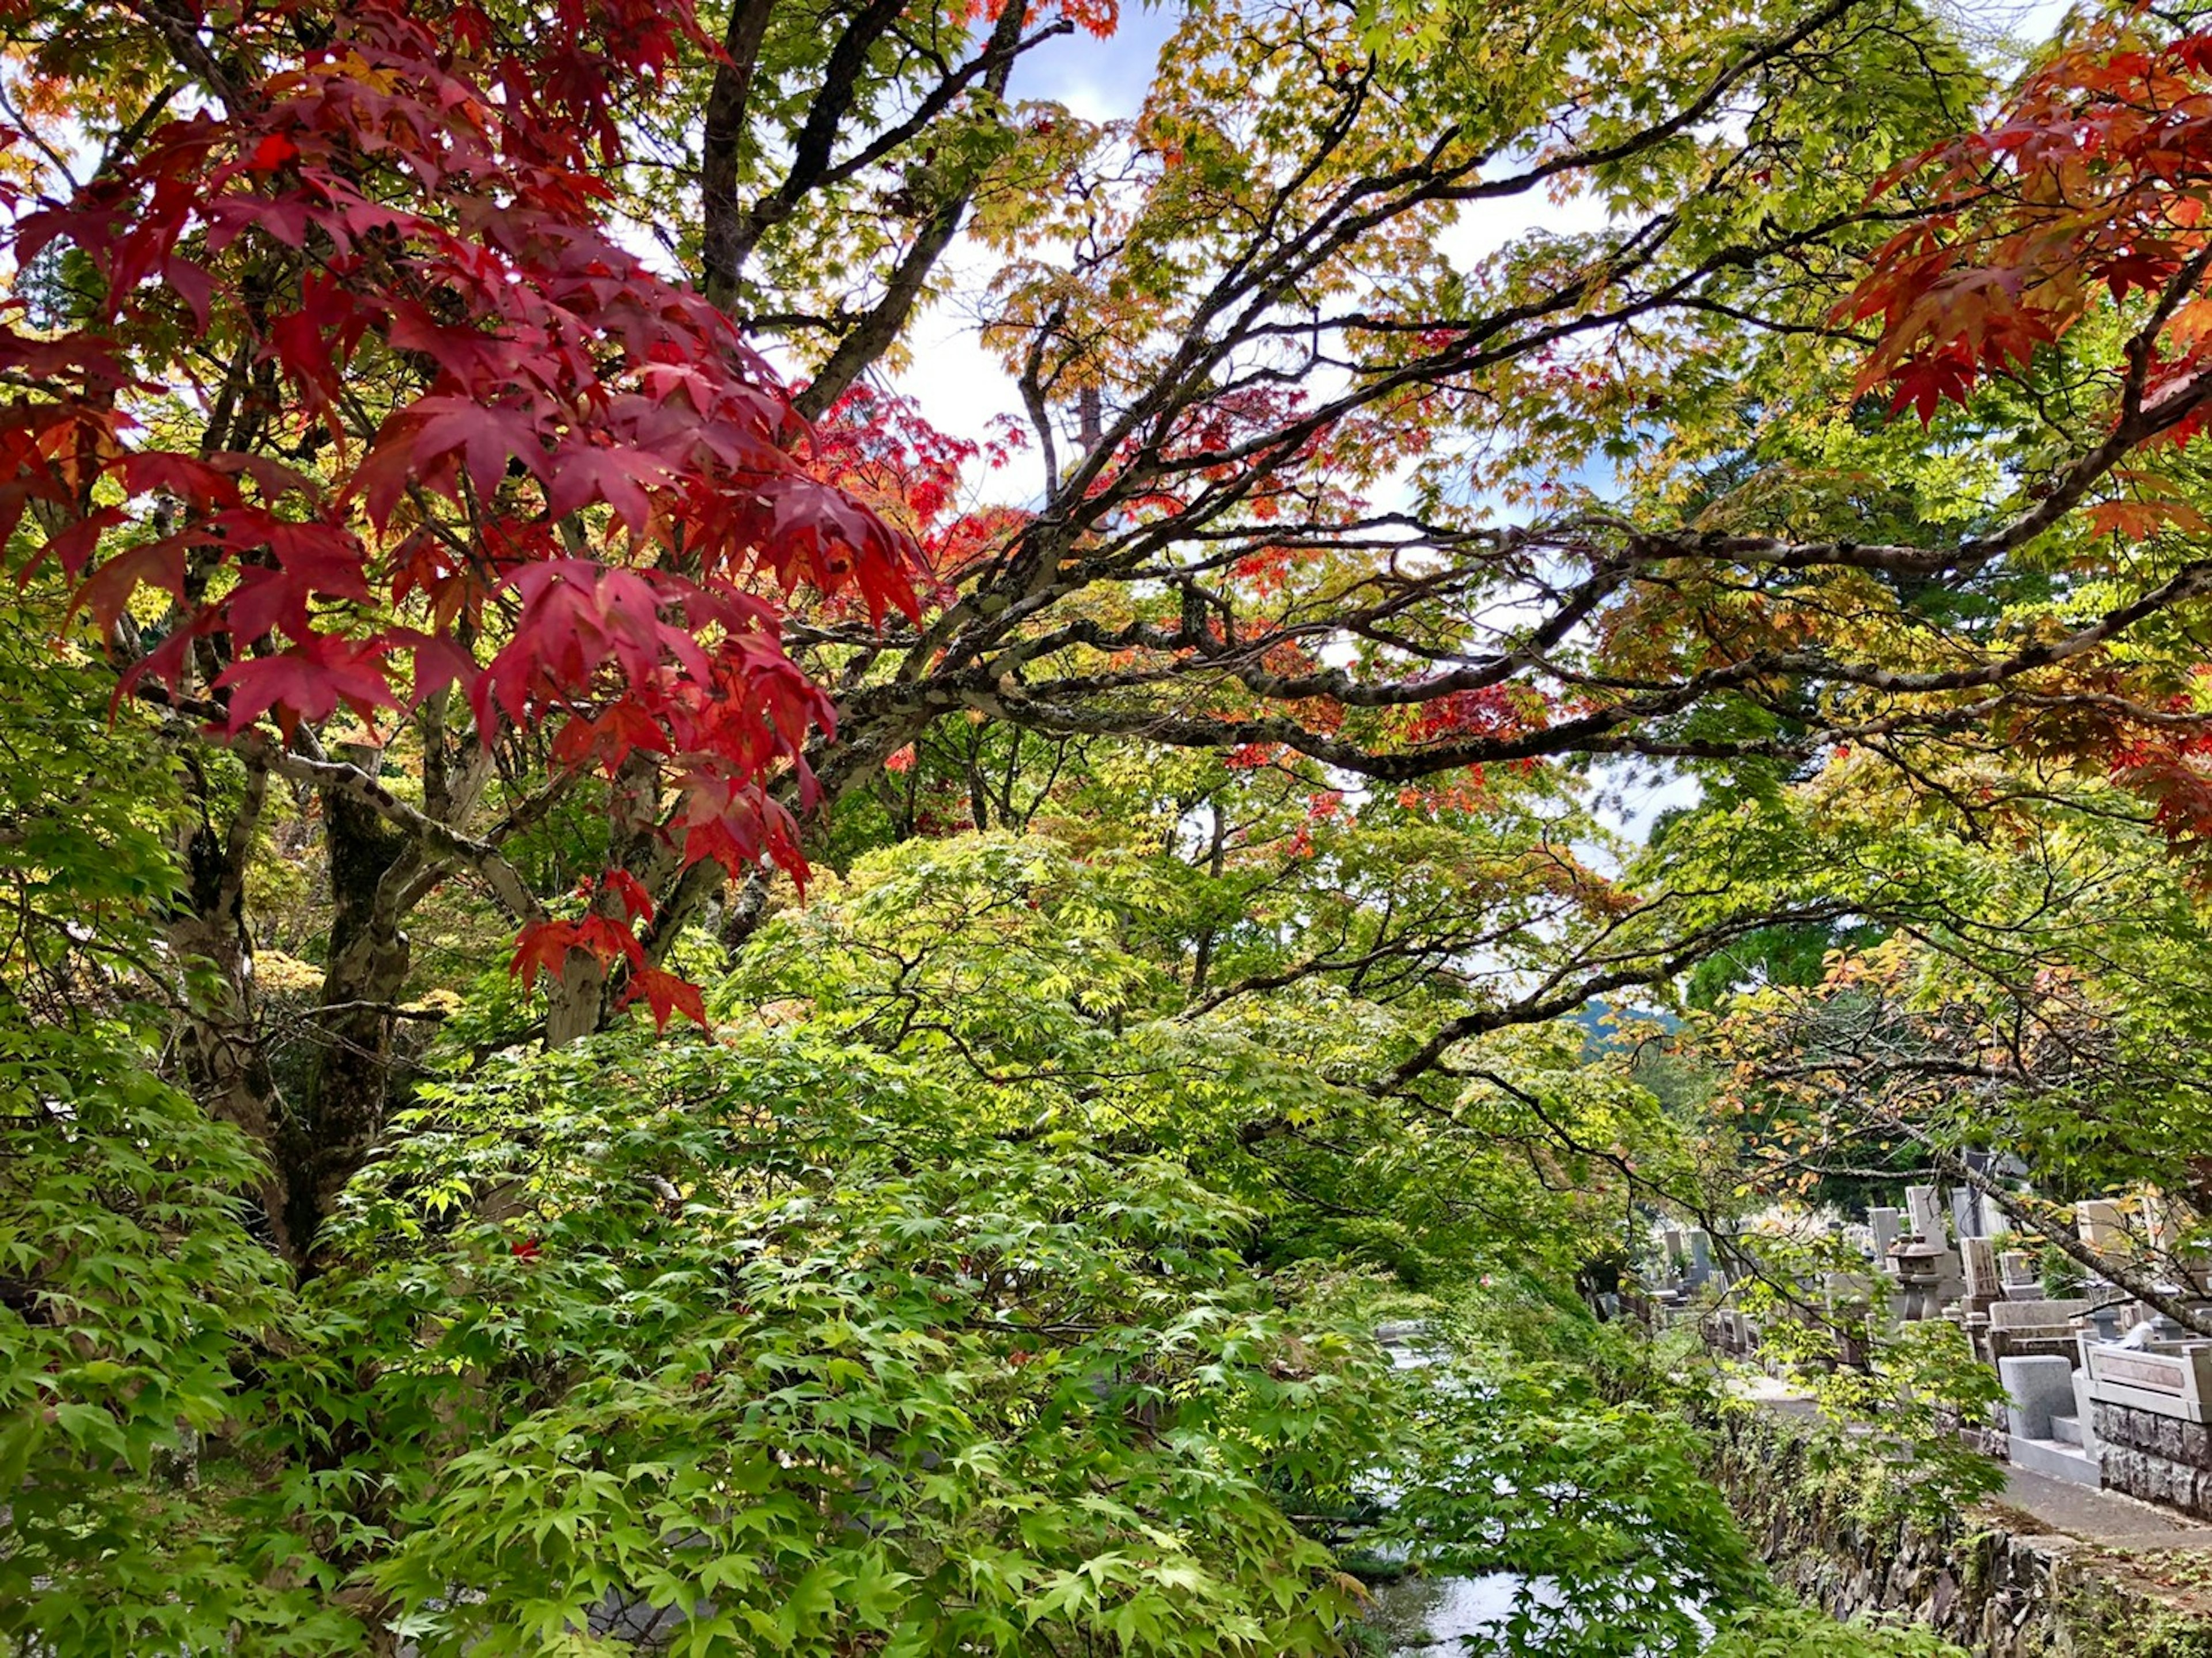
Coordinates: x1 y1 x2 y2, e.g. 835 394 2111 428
1891 1234 1950 1320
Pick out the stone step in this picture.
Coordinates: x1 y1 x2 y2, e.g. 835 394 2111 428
2010 1431 2103 1487
2052 1414 2083 1447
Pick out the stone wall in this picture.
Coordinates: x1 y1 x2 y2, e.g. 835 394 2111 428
2094 1406 2212 1522
1710 1408 2212 1657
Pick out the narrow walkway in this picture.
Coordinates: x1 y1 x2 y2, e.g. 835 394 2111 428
1995 1462 2212 1550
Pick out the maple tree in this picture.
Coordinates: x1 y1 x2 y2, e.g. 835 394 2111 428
1649 738 2212 1331
1826 15 2212 859
0 0 937 1254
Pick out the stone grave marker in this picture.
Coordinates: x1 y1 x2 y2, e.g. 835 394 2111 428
1869 1206 1902 1267
2078 1198 2126 1252
1962 1236 2001 1309
1906 1184 1946 1243
1952 1185 1987 1242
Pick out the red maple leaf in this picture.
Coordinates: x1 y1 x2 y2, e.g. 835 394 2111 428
245 132 300 174
619 964 708 1032
214 638 397 735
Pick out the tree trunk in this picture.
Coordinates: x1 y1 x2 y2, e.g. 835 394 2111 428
169 893 296 1262
167 764 300 1261
551 750 661 1046
544 945 610 1048
292 761 416 1256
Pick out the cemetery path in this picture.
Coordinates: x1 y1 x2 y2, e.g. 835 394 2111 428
1997 1462 2212 1549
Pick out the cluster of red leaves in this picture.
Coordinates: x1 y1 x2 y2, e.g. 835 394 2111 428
2111 714 2212 875
1395 775 1490 814
1842 29 2212 874
923 501 1029 595
0 0 924 1002
797 393 1031 602
1120 385 1347 523
802 386 1039 614
961 0 1118 43
808 385 1021 538
1222 742 1283 770
510 871 704 1029
1402 684 1550 746
1847 25 2212 428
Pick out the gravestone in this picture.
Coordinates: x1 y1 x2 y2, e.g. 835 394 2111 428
1988 1299 2090 1330
1986 1297 2088 1365
2146 1193 2173 1254
1907 1185 1947 1243
2003 1355 2104 1485
2002 1355 2078 1439
2086 1301 2128 1342
2079 1199 2126 1252
1962 1236 2002 1316
1952 1185 1987 1242
1687 1229 1714 1288
1904 1184 1965 1310
1869 1206 1903 1267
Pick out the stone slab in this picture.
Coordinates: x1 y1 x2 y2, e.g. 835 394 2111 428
2003 1355 2078 1440
2073 1366 2103 1460
2008 1432 2103 1487
2079 1198 2126 1250
1989 1298 2090 1330
1954 1186 1988 1242
1963 1239 2001 1317
2090 1378 2211 1422
2094 1401 2212 1467
2101 1445 2212 1517
1907 1184 1946 1242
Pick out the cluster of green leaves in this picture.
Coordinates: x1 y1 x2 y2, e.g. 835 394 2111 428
0 591 185 1010
1378 1354 1763 1656
1706 1604 1965 1658
1726 1234 2006 1531
0 532 2046 1658
264 1031 1389 1656
3 798 1963 1656
713 827 1652 1289
278 1014 1963 1658
0 1018 299 1655
1653 755 2212 1219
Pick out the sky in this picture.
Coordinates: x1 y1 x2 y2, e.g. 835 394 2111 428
889 0 2079 452
880 4 1181 461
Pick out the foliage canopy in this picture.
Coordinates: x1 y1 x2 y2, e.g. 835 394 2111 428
12 0 2212 1649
